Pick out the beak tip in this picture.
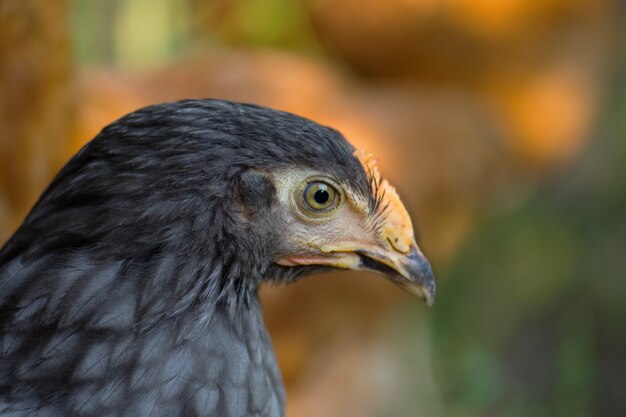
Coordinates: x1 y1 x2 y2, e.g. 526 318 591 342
424 284 436 307
400 276 435 306
414 273 436 306
405 247 436 306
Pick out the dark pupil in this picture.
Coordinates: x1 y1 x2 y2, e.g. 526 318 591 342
313 187 330 205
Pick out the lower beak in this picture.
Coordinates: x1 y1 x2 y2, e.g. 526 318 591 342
357 245 436 306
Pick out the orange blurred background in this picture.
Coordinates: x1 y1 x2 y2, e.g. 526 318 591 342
1 1 624 416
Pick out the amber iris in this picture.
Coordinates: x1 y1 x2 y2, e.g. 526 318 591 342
304 181 337 211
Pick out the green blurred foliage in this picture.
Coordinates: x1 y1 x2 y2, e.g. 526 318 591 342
433 74 626 416
72 0 190 69
71 0 319 70
204 0 319 51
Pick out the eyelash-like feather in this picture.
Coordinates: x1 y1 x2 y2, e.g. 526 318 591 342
353 150 387 216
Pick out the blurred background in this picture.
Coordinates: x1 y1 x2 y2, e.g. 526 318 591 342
1 0 624 416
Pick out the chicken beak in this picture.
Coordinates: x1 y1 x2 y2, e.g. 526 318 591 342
277 240 436 305
356 244 436 306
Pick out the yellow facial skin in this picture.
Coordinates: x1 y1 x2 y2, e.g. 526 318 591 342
272 150 436 305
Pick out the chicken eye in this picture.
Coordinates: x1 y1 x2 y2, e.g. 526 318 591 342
303 181 338 211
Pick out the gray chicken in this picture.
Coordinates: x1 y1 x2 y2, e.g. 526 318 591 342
0 99 435 416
